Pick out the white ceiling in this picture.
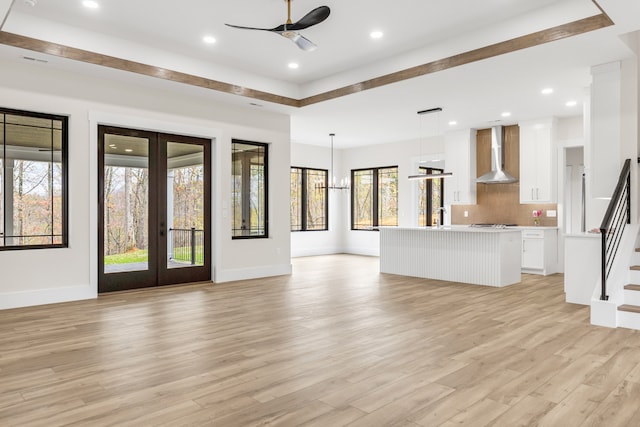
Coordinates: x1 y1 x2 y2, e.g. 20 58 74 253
1 0 639 148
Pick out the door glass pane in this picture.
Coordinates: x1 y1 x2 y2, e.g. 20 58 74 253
103 135 149 273
167 142 204 268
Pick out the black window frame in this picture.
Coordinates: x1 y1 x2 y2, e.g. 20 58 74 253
0 107 69 251
290 166 328 232
419 166 445 227
231 139 268 239
351 165 398 231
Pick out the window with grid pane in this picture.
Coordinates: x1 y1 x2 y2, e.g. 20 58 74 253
0 108 68 249
290 167 328 231
232 140 267 238
351 166 398 230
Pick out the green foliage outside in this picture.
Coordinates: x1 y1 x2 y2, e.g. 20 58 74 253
104 249 149 265
104 245 204 265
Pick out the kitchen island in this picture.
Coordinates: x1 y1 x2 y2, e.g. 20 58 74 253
379 226 522 287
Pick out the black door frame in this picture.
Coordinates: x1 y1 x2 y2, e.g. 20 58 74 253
98 125 211 293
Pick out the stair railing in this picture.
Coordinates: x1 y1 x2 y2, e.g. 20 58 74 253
600 158 631 300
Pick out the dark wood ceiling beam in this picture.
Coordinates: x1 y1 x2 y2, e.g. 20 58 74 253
0 31 300 107
0 7 613 109
299 13 613 106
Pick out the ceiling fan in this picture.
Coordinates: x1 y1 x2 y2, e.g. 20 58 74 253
225 0 330 51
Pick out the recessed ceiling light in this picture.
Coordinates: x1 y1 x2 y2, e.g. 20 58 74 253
541 88 554 95
288 62 299 69
501 112 512 117
448 121 457 126
370 31 384 39
125 149 133 153
82 0 99 9
109 144 116 148
566 100 578 107
203 35 216 44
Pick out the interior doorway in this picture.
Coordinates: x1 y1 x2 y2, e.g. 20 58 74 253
564 146 585 234
98 125 211 292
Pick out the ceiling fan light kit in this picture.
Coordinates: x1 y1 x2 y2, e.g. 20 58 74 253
225 0 330 51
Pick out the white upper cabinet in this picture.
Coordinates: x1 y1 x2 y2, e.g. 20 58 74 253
519 118 557 204
444 129 476 205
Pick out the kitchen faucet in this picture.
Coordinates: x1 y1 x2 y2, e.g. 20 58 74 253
435 206 447 227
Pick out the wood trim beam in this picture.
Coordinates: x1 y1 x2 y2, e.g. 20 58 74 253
0 31 300 107
0 9 613 109
299 13 613 107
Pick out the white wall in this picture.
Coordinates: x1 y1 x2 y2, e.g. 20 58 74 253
0 58 292 309
290 143 345 257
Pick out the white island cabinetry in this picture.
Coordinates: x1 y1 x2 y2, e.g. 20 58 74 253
380 227 521 287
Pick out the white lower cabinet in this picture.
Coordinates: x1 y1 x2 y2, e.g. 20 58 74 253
521 228 558 275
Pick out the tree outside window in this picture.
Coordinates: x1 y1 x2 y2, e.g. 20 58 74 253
291 167 328 231
418 167 444 226
0 109 68 249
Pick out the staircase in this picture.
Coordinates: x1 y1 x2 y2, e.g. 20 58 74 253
617 249 640 329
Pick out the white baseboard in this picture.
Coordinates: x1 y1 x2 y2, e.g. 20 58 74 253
214 263 292 283
0 285 96 310
343 247 380 257
291 247 342 258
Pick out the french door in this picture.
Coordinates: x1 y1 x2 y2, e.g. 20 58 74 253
98 126 211 292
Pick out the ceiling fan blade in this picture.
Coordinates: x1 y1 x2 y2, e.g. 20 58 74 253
287 6 330 31
224 23 272 32
281 32 317 51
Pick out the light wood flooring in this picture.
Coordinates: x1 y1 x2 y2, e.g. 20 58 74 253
2 254 640 426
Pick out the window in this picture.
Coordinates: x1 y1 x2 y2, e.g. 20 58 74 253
232 140 267 238
418 167 444 226
351 166 398 230
0 108 68 249
291 167 328 231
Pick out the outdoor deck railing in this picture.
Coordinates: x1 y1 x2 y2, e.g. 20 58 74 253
169 228 204 265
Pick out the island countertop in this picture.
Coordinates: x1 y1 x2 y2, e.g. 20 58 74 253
379 226 522 287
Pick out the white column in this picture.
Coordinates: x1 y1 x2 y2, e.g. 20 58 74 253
589 62 621 201
587 58 639 228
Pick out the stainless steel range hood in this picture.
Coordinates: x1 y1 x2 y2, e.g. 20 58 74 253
476 126 517 184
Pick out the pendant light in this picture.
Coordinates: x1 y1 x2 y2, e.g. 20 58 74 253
321 133 349 190
408 107 454 180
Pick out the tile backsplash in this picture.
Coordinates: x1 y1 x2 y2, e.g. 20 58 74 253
451 182 558 226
